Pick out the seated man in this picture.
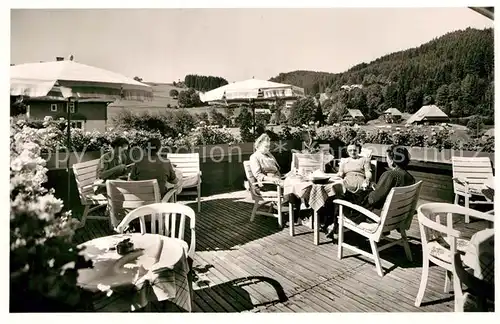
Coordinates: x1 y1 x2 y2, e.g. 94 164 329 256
129 138 178 199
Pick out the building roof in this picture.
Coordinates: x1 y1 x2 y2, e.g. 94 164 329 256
24 96 113 103
346 109 364 118
406 105 448 124
483 128 495 137
384 107 402 116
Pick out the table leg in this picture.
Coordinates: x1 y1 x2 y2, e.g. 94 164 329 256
314 209 319 245
289 203 295 236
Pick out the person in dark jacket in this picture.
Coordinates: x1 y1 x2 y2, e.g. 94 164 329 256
362 145 415 211
129 138 178 199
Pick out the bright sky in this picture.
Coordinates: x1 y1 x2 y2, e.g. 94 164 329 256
10 7 494 84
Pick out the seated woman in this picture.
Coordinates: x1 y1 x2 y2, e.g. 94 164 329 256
249 133 302 224
321 142 372 237
97 137 131 181
94 137 131 194
337 142 373 204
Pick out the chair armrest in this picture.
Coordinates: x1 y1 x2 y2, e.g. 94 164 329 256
161 188 177 203
257 180 281 187
81 184 94 191
333 199 381 223
453 177 470 186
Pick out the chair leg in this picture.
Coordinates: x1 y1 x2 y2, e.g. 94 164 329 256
289 202 295 236
444 270 452 293
80 205 90 227
415 255 430 307
337 206 344 259
453 272 463 311
454 194 459 205
464 196 470 223
250 201 259 222
400 230 413 262
197 184 201 213
277 200 283 228
369 240 384 277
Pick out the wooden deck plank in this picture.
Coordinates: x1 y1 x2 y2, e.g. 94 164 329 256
194 251 279 307
73 190 475 313
192 252 257 311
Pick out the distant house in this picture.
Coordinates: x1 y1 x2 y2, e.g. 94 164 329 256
340 84 363 91
255 108 272 115
24 96 112 132
384 107 403 123
343 109 365 124
406 105 449 125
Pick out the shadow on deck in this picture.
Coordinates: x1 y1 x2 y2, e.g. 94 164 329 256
72 190 492 313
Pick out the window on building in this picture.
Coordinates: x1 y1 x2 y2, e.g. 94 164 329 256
50 104 58 112
67 102 76 113
70 120 85 130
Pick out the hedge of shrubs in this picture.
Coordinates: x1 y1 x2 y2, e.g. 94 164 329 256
13 115 494 153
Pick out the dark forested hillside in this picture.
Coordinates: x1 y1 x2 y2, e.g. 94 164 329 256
184 74 228 92
269 28 494 120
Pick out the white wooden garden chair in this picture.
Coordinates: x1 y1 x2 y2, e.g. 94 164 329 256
167 153 202 212
291 152 325 175
334 181 423 276
452 156 494 223
106 179 162 229
243 160 289 228
115 202 196 260
73 159 108 227
414 203 494 311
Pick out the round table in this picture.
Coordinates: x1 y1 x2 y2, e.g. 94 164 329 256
78 233 192 312
283 174 345 245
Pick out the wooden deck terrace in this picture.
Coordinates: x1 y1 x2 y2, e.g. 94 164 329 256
71 190 493 313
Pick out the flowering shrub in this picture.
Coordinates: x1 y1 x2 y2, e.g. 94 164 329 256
25 116 493 153
275 124 493 153
10 117 92 311
187 122 238 146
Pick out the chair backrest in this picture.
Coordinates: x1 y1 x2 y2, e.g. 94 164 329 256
166 153 200 178
116 202 196 259
73 159 100 205
417 203 463 266
243 160 261 198
292 152 325 175
318 144 330 153
452 157 493 195
106 179 161 228
377 181 423 237
360 148 373 159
